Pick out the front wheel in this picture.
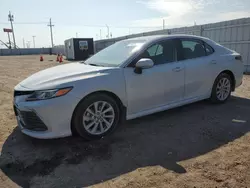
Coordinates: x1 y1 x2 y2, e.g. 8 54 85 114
72 94 120 140
210 73 232 103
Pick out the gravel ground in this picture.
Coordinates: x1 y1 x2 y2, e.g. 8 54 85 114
0 55 250 188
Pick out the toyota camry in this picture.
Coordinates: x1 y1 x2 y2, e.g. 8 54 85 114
13 34 244 140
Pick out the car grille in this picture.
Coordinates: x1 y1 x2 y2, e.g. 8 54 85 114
14 106 48 131
14 90 34 97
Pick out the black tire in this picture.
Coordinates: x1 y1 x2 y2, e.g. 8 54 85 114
72 93 120 140
210 73 232 103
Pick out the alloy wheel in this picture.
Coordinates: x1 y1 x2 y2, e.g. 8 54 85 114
82 101 115 135
216 77 231 101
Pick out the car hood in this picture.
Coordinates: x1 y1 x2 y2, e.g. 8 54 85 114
17 62 112 90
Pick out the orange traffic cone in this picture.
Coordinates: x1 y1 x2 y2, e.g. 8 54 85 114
56 54 60 62
40 55 44 61
59 55 63 63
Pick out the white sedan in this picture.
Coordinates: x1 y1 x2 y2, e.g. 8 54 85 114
13 34 244 140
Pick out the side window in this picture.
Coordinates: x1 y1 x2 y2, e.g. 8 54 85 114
182 41 196 51
146 44 158 56
155 45 163 55
204 43 214 56
141 40 176 65
181 40 206 59
145 44 163 57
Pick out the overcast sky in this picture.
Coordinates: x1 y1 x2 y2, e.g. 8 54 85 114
0 0 250 48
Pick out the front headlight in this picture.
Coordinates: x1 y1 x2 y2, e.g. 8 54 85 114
26 87 73 101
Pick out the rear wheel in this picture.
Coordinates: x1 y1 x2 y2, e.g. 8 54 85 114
210 73 232 103
72 94 120 140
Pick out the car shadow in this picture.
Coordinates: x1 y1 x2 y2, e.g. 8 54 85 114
1 96 250 187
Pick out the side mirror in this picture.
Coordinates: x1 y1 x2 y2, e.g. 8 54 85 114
134 58 154 74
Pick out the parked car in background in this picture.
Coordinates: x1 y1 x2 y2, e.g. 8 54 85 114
13 34 244 140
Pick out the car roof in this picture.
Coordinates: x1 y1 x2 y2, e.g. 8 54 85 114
126 34 214 45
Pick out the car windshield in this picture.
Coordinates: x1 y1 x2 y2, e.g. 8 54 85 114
84 39 146 67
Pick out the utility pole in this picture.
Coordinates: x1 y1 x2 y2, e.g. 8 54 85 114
23 38 25 48
32 36 36 48
26 41 31 48
163 19 165 30
7 32 11 49
106 24 109 39
47 18 54 47
8 11 16 48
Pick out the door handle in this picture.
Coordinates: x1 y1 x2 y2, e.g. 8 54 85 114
210 60 217 64
172 67 182 72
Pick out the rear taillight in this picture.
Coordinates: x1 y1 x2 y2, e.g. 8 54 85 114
235 55 242 61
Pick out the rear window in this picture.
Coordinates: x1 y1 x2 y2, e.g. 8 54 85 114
181 40 206 59
181 39 214 60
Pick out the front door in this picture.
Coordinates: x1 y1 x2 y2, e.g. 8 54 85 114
124 39 185 116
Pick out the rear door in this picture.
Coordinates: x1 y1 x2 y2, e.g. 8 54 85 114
177 38 217 99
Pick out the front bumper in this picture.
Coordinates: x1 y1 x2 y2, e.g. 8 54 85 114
14 107 48 131
14 87 80 139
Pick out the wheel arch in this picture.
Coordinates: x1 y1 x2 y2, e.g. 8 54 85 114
70 90 127 136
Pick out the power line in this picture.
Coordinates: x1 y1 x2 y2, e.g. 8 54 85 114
1 18 163 47
0 21 162 29
0 22 47 25
0 40 9 48
57 24 162 29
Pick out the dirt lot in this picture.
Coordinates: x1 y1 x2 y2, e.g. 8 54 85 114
0 55 250 188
